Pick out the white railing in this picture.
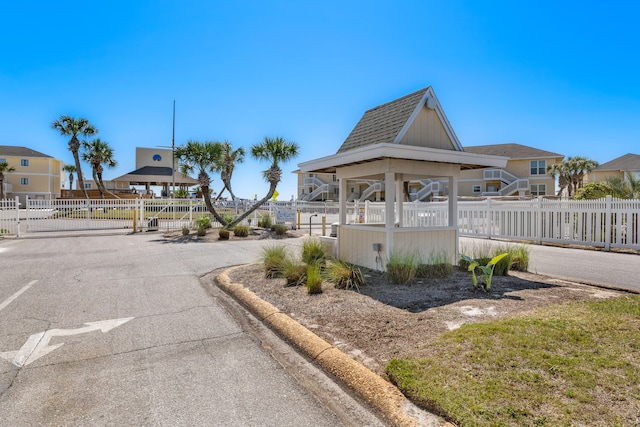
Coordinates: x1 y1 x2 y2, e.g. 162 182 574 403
357 197 640 252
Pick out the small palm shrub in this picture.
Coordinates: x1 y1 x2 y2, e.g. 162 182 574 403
223 213 235 224
306 264 323 294
195 215 212 230
386 250 420 285
324 260 364 291
218 228 230 240
197 225 207 236
280 258 307 287
261 244 288 278
302 238 326 266
232 224 250 237
182 226 190 236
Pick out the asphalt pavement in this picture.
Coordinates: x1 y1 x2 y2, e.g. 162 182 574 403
0 231 386 427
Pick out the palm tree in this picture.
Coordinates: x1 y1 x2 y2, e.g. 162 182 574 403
62 164 77 196
51 115 98 199
215 141 245 202
546 162 571 197
0 162 16 199
566 156 599 196
81 138 118 199
175 140 226 223
229 136 299 226
604 171 640 199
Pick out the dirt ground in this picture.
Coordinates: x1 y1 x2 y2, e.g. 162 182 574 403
165 228 626 376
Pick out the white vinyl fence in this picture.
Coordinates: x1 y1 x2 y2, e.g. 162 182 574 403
355 196 640 252
1 197 639 252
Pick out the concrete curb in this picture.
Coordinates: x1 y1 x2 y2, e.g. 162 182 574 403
216 266 452 427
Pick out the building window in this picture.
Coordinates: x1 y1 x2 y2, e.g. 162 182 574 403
531 184 546 196
332 174 337 182
21 159 29 167
0 158 6 163
472 185 481 193
84 182 92 189
20 178 29 185
530 160 546 175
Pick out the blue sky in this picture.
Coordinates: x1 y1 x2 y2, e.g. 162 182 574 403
3 1 639 200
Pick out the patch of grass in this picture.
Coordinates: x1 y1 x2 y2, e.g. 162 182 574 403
306 264 323 294
302 238 326 266
386 249 420 285
260 244 288 278
385 294 640 426
232 224 250 237
324 260 364 291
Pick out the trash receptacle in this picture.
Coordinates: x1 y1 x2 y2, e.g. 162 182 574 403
148 216 159 231
330 222 339 238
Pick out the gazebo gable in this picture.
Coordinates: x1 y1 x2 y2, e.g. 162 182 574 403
337 86 462 154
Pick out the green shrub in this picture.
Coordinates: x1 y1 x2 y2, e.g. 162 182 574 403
302 238 326 266
280 258 307 287
324 260 364 291
306 264 323 294
181 226 190 236
261 244 288 278
259 214 273 229
195 215 212 230
223 213 235 224
232 224 250 237
218 228 230 240
386 250 420 285
197 225 207 236
273 223 288 236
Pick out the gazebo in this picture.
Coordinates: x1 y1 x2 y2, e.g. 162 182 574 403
298 87 507 270
112 166 198 197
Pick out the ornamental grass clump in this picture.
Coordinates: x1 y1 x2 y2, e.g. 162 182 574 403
273 223 288 236
259 214 272 229
260 244 288 278
323 260 364 291
280 258 307 287
416 251 452 279
217 227 230 240
302 238 326 266
386 250 420 285
306 264 323 294
232 224 250 237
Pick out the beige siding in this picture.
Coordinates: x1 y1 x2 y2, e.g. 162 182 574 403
586 170 623 183
4 156 62 195
338 225 456 270
400 108 455 150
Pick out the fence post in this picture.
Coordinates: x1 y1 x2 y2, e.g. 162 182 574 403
15 196 21 238
604 195 612 252
486 198 492 239
537 197 542 245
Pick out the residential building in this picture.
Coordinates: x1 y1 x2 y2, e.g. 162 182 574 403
459 144 564 197
0 145 64 204
586 153 640 183
297 142 563 201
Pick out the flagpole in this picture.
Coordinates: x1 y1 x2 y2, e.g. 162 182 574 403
171 100 175 197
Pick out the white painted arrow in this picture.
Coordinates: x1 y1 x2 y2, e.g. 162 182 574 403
0 317 134 368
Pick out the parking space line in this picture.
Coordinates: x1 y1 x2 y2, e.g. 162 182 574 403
0 280 37 312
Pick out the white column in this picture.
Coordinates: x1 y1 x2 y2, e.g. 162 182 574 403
396 177 404 227
449 175 459 263
339 178 347 225
385 172 395 255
